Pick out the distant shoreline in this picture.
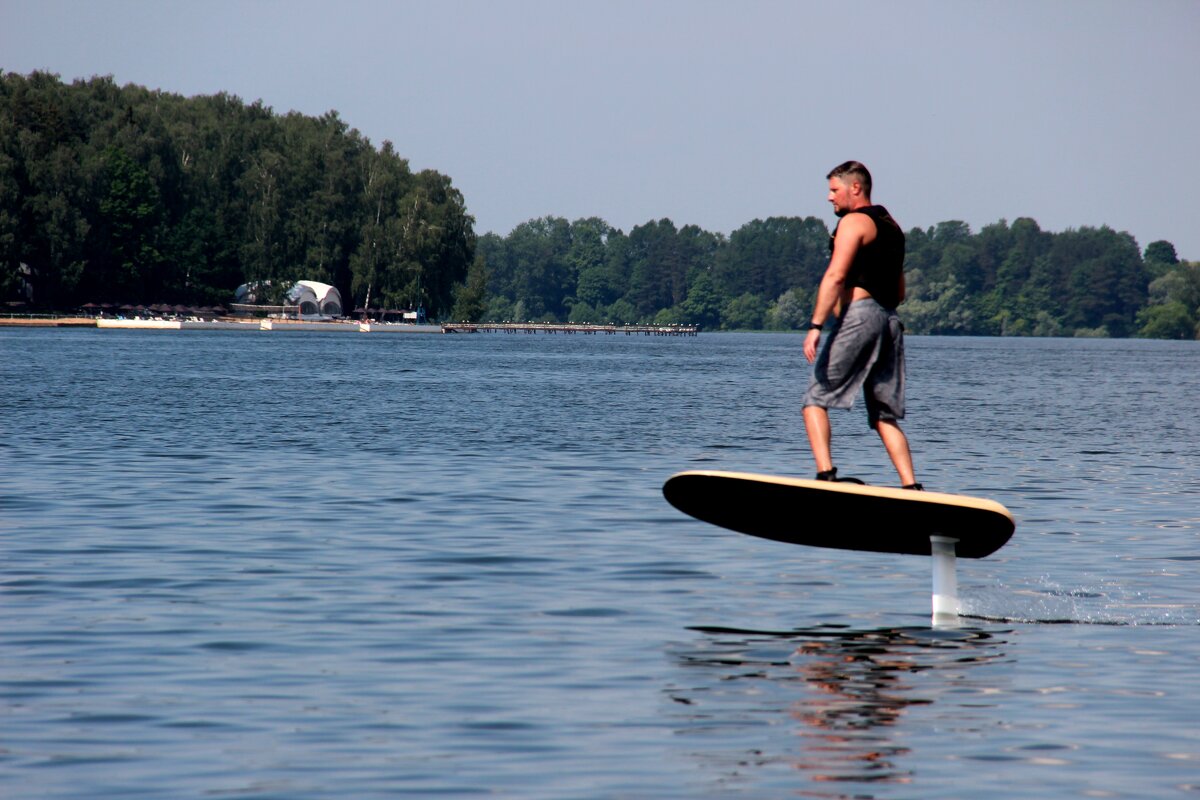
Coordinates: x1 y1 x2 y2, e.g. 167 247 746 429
0 316 443 333
0 316 96 327
0 317 700 335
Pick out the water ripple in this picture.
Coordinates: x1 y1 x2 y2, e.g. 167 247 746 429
2 330 1200 798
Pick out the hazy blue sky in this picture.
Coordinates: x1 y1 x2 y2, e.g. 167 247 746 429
4 0 1198 258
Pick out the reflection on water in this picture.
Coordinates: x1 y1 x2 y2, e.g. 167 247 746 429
669 625 1008 796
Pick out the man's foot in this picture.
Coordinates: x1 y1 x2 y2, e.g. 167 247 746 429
815 468 865 485
901 483 924 491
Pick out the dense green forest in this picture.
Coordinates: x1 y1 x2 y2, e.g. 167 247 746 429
466 215 1196 338
3 71 1198 338
0 71 475 318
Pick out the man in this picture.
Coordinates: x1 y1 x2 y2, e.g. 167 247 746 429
801 161 922 490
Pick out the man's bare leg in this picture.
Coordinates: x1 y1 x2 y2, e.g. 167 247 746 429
803 405 834 474
876 419 917 486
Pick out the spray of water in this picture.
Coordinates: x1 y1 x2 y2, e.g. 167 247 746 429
959 576 1200 626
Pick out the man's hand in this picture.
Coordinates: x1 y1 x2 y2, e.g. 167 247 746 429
804 328 821 363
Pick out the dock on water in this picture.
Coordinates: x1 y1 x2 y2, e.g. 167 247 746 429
441 322 698 336
1 316 699 336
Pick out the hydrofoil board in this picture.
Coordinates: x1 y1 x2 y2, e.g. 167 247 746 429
663 470 1014 558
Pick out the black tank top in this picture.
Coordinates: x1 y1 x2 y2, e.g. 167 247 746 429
830 205 905 310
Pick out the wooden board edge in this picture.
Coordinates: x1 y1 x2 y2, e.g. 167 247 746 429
665 469 1015 526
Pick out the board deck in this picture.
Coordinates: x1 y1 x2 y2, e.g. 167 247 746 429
663 470 1015 559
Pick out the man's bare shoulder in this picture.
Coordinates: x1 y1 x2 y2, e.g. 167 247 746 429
834 210 877 244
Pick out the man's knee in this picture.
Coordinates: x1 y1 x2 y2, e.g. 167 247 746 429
870 415 902 432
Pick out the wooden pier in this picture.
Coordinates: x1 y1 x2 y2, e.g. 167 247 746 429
441 322 698 336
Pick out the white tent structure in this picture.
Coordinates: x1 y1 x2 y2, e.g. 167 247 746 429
287 281 343 317
233 280 344 319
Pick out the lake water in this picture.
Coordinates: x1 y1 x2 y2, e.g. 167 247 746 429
2 328 1199 799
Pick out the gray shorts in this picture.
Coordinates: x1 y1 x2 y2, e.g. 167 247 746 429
803 298 905 429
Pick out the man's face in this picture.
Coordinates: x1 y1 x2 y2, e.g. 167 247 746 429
828 177 853 217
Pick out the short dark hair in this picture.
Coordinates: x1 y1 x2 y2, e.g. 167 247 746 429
827 161 872 198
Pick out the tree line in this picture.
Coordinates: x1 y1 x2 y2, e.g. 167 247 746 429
0 71 475 318
4 71 1197 339
462 215 1196 339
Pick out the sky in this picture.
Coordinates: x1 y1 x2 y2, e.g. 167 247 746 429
3 0 1198 259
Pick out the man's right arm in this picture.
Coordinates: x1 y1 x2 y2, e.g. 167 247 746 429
804 215 869 362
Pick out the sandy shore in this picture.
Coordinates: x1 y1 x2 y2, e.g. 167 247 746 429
0 317 97 327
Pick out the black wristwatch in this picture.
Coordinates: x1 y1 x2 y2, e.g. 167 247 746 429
807 321 823 331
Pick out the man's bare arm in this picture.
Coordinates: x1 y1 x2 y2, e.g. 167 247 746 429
804 214 872 362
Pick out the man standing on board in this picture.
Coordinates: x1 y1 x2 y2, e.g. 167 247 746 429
802 161 922 490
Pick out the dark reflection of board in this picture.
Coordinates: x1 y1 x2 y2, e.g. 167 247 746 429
663 470 1015 559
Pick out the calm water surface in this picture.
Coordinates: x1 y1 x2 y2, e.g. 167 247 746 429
2 329 1199 798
